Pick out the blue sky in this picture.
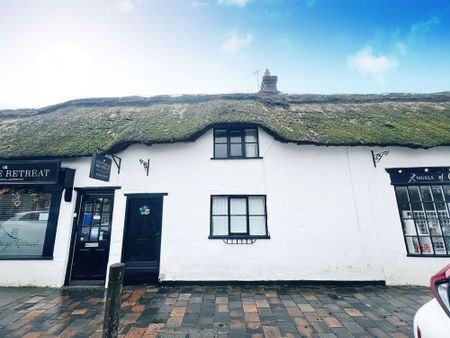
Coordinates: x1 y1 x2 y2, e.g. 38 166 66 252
0 0 449 108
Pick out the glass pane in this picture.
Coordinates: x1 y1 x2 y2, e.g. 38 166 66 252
90 227 99 241
93 213 101 225
0 188 52 257
84 202 93 212
444 186 450 200
420 186 433 201
436 202 448 213
432 237 446 255
244 129 257 142
441 219 450 235
415 219 429 235
395 187 409 202
102 199 112 212
80 227 90 241
445 237 450 253
230 130 242 143
399 204 412 218
411 203 423 212
212 196 228 215
94 199 102 212
249 216 266 235
214 144 227 158
406 237 421 254
83 213 92 225
248 197 265 215
245 143 258 158
432 186 444 201
230 198 246 215
212 216 228 235
230 144 243 157
419 237 433 254
403 219 416 236
215 129 227 143
230 216 247 233
408 187 421 201
428 219 442 235
101 213 111 226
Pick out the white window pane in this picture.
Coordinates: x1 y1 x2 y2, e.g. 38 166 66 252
214 144 227 158
212 216 228 235
214 129 227 143
230 216 247 233
406 237 420 254
245 143 258 158
248 197 265 215
249 216 266 235
230 144 242 157
245 129 257 142
212 197 228 215
230 198 246 214
230 130 241 143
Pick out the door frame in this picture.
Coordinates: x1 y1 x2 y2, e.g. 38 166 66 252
64 187 120 286
121 193 167 283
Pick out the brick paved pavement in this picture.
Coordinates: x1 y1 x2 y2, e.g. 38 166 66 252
0 284 432 337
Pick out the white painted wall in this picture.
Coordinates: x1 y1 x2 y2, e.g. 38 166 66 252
1 128 449 287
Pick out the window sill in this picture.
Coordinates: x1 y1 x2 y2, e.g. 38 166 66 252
0 256 54 261
209 235 270 240
211 157 263 160
407 254 450 258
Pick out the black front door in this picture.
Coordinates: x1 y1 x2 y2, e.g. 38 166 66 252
69 191 114 283
122 195 163 283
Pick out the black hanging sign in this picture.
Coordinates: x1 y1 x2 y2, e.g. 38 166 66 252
386 167 450 185
0 160 60 185
89 152 112 182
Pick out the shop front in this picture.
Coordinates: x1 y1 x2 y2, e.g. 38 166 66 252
0 160 74 261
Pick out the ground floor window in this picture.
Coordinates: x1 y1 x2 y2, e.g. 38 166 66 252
209 195 269 238
388 167 450 257
0 186 61 258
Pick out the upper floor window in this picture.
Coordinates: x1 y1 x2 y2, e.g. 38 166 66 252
213 127 259 159
210 195 269 238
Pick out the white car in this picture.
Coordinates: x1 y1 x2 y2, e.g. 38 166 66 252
413 264 450 337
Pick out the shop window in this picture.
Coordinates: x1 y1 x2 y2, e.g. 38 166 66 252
394 185 450 256
210 195 269 238
0 187 61 259
213 128 260 159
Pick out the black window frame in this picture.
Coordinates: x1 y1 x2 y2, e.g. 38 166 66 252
212 127 261 159
392 183 450 258
209 194 270 239
0 184 63 260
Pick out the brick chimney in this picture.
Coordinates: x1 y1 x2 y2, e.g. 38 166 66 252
259 69 278 94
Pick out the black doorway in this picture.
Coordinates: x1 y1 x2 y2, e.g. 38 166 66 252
67 190 114 284
122 194 164 284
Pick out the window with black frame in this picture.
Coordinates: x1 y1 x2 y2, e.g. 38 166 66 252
394 185 450 257
0 187 61 258
213 127 259 159
210 195 269 238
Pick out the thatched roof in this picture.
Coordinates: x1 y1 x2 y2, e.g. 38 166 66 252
1 92 450 159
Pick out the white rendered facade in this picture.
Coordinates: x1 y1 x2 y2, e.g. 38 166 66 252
0 127 448 287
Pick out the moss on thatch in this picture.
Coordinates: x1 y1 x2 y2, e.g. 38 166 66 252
1 93 450 159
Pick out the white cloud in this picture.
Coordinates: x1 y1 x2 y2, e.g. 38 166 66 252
218 0 251 7
221 32 253 55
116 0 142 13
347 47 398 82
396 42 406 55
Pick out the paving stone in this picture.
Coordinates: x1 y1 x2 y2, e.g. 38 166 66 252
0 284 432 337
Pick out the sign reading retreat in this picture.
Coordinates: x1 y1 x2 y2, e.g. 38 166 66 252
0 161 60 184
89 152 112 182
